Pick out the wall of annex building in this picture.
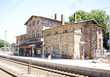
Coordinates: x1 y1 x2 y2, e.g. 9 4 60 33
44 32 75 58
80 24 103 59
44 23 103 59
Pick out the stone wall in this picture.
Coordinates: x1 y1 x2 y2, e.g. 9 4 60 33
43 21 103 59
80 23 103 59
44 24 81 58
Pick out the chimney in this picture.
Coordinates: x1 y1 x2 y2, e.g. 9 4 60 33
54 13 57 20
61 14 64 25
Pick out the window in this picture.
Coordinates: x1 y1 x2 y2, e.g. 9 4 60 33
37 20 40 24
99 38 101 48
38 33 40 37
28 23 31 27
32 21 35 26
81 28 83 32
32 31 35 38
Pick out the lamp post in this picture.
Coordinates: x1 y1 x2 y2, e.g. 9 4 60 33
41 26 50 58
74 12 77 23
4 30 7 51
17 43 19 56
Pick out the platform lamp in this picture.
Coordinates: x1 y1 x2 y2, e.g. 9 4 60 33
4 30 7 51
17 42 20 56
41 38 45 58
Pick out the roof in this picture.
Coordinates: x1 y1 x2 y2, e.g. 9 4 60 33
16 34 28 38
68 19 103 28
43 20 101 31
24 15 61 25
78 20 103 29
70 20 98 24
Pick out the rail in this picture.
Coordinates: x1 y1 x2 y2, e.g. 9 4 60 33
0 66 17 77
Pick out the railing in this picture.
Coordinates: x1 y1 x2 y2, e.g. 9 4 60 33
17 37 42 45
17 33 43 44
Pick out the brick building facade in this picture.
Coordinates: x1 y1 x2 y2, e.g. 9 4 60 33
16 15 62 56
43 20 103 59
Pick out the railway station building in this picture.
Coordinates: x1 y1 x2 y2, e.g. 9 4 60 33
43 20 104 59
16 14 104 59
16 15 62 57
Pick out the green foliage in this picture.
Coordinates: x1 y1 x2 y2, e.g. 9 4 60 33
90 10 109 30
69 10 109 31
69 10 90 22
0 39 9 48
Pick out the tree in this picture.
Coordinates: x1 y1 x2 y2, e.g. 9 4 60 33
69 10 90 22
90 10 109 30
0 39 9 48
69 10 109 30
69 10 110 50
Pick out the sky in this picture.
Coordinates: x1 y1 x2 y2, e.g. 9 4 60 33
0 0 110 43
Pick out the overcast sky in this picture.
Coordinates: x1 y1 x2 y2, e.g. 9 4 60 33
0 0 110 43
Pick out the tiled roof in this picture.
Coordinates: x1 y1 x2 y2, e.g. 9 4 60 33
24 15 61 25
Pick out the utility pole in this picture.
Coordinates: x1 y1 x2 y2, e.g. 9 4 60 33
18 41 20 56
74 13 77 23
108 17 110 52
106 17 110 53
108 32 110 52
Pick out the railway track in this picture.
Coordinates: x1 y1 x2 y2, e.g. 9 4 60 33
0 68 17 77
1 55 110 77
0 56 87 77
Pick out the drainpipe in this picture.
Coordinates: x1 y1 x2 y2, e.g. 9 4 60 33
54 13 57 20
